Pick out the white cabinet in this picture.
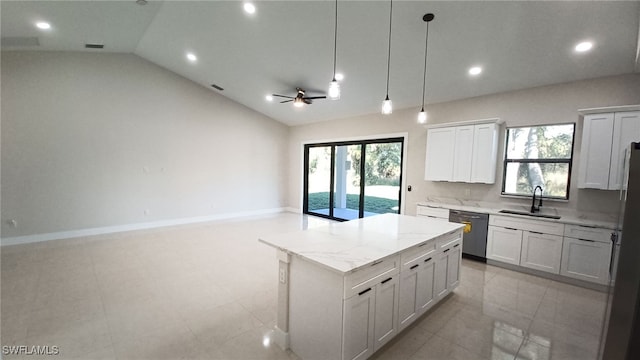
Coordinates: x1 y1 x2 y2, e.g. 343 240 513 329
343 289 376 360
471 123 499 183
452 125 475 182
373 276 399 351
416 205 449 220
434 236 462 299
424 127 455 181
560 225 613 285
398 257 435 332
425 120 499 183
487 225 523 265
520 231 563 274
578 111 640 190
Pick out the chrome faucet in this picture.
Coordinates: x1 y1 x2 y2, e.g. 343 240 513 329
531 186 543 213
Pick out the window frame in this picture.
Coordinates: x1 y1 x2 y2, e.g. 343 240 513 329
500 123 576 200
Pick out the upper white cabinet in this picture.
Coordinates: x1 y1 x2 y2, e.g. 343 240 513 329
425 119 499 183
578 110 640 190
424 127 456 181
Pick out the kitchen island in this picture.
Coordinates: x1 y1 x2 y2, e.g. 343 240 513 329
259 214 464 360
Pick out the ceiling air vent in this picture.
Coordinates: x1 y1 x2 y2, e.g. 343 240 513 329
1 37 39 47
85 43 104 49
211 84 224 91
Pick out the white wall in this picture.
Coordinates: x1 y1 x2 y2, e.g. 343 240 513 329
288 74 640 216
1 51 289 239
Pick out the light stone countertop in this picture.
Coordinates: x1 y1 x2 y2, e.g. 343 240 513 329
417 199 618 230
259 213 464 275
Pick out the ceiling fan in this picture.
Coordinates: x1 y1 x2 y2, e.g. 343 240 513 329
272 88 326 107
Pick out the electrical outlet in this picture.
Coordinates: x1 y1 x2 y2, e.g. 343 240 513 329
279 268 286 284
7 219 17 228
464 188 471 198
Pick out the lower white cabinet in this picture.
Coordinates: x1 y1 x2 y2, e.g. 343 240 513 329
343 288 376 360
520 231 563 274
487 225 523 265
434 239 461 299
560 237 612 285
398 258 435 332
373 276 399 351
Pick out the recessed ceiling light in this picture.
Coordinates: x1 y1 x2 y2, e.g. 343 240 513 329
35 22 51 30
186 52 197 62
335 73 344 81
243 3 256 15
265 95 273 102
468 66 482 76
575 41 593 52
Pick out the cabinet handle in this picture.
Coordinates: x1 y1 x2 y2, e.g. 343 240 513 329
454 244 460 248
424 257 432 262
578 238 596 243
443 249 450 253
529 231 543 235
419 242 429 247
504 227 518 231
371 260 383 266
381 277 393 284
358 288 372 296
410 264 420 270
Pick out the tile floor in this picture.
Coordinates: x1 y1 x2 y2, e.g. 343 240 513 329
1 213 607 360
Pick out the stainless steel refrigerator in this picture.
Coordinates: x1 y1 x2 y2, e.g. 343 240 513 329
600 142 640 359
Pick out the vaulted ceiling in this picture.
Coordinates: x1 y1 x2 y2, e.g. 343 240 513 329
3 1 640 125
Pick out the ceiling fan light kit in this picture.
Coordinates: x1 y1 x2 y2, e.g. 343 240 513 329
381 0 393 115
418 13 434 124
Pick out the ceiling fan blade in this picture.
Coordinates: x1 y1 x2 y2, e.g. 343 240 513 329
273 94 295 99
303 96 327 100
280 100 293 104
303 99 312 105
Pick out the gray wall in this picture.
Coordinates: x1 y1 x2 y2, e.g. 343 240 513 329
1 51 289 238
288 74 640 216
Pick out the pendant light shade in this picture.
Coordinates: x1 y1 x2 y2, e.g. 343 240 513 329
381 0 393 115
328 0 341 100
418 13 434 123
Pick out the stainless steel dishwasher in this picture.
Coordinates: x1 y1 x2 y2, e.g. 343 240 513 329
448 210 489 262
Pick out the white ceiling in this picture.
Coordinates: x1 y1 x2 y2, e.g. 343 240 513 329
2 1 640 126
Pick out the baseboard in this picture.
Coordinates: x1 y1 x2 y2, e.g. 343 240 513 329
1 207 287 246
284 207 301 213
273 325 290 350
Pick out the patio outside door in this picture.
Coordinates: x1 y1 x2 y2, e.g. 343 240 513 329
304 138 403 221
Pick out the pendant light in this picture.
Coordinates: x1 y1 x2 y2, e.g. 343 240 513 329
328 0 340 100
418 13 434 124
381 0 393 114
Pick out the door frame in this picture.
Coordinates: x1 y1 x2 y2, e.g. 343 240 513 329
300 132 408 220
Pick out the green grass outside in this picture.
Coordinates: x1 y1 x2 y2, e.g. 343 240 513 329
307 192 398 214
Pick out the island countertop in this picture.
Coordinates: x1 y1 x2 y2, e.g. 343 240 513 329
259 213 464 274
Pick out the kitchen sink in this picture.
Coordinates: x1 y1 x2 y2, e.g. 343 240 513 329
498 209 561 219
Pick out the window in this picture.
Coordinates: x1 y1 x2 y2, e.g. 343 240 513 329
502 124 575 199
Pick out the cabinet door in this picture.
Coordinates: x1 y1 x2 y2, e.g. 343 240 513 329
560 237 612 285
609 111 640 190
471 123 498 183
520 231 563 274
425 127 456 181
487 226 523 265
578 113 614 189
434 251 449 299
343 289 375 360
373 276 399 351
446 243 462 288
452 125 475 182
416 259 435 314
398 267 419 332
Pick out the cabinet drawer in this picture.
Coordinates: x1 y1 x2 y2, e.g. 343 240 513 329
416 206 449 219
401 241 437 271
489 215 564 236
564 224 612 243
344 255 400 298
437 230 462 251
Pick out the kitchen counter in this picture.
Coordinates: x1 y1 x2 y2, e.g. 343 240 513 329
417 200 617 229
259 213 465 359
259 213 464 274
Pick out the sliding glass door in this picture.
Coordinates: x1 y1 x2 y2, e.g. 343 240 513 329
304 138 404 221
